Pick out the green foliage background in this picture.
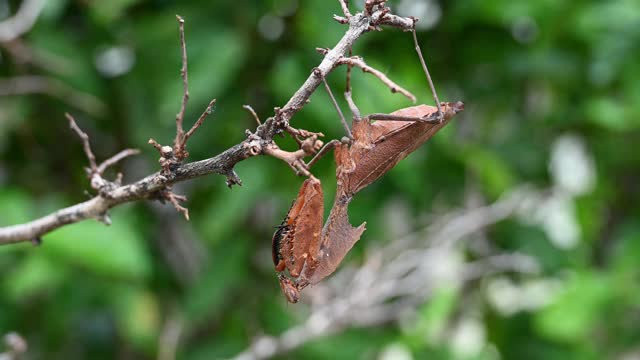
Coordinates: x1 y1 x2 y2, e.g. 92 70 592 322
1 0 639 359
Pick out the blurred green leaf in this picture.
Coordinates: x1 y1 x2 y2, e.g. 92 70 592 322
405 286 459 348
585 97 639 131
195 162 267 245
88 0 142 24
461 147 516 197
112 285 160 351
0 189 32 227
43 211 151 280
4 253 67 301
184 235 250 322
535 272 611 342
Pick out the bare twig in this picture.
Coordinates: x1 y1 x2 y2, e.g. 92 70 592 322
163 189 190 220
337 56 416 102
412 28 443 119
333 15 348 24
96 149 141 175
174 15 189 158
338 0 352 18
0 0 45 42
243 105 261 126
345 47 353 93
184 99 216 143
149 18 214 177
377 13 414 30
67 113 140 193
66 113 98 172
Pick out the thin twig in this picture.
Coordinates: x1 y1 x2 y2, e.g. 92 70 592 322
345 47 353 93
337 56 416 103
96 149 141 174
320 72 353 139
338 0 352 18
66 113 97 172
184 99 216 142
175 15 189 148
243 104 261 126
333 15 348 24
164 190 189 221
377 13 414 29
412 29 442 119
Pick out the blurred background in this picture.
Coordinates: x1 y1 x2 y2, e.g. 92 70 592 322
1 0 639 359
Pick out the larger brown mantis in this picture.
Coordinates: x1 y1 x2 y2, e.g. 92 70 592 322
272 26 464 303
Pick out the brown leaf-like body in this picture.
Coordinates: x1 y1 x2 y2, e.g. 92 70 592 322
336 102 464 196
274 178 324 278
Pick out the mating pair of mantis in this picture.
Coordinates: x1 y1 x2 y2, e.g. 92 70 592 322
271 30 464 303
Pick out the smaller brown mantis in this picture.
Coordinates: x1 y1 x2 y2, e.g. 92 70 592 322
272 27 464 303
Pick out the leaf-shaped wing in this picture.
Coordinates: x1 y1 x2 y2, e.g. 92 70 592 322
340 102 463 196
309 196 366 284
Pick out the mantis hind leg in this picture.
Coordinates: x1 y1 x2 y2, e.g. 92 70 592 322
305 139 342 170
412 28 443 121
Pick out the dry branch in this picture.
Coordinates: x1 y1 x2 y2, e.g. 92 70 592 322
338 0 352 18
0 0 45 42
0 4 418 245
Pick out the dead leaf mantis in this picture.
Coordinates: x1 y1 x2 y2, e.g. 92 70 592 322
272 28 464 303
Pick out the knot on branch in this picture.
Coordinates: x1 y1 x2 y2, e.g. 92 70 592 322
243 139 263 157
263 125 325 178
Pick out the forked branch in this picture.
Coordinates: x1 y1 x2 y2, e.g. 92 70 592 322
0 3 421 245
